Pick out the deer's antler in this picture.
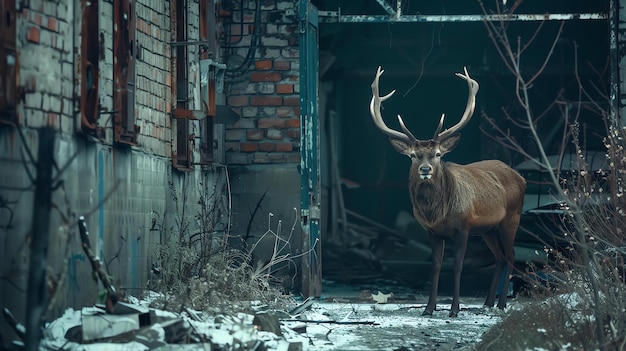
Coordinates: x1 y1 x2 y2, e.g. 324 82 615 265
370 66 417 143
433 67 480 141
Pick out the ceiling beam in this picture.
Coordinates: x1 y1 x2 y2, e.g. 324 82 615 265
318 12 607 23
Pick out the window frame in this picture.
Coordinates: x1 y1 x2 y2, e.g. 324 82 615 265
79 0 101 134
0 0 18 125
113 0 139 145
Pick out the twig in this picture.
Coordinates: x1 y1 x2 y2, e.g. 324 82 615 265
280 319 379 325
78 216 122 313
245 188 268 241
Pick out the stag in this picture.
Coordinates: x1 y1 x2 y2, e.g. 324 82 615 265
370 67 525 317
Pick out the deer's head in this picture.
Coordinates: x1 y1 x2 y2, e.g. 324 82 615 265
370 67 479 181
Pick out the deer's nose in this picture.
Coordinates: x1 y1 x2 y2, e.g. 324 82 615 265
420 165 432 174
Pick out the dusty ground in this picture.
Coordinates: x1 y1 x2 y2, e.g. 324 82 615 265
38 289 509 350
293 296 506 351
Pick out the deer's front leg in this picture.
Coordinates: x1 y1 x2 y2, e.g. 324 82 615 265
423 233 444 316
450 231 469 317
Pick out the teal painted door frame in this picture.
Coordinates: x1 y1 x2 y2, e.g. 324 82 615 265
299 0 321 297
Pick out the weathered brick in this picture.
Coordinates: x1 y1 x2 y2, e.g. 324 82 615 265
258 142 275 152
225 129 244 141
46 113 59 128
263 48 281 59
286 130 300 139
246 129 264 140
273 60 290 71
286 118 299 128
25 92 43 109
228 95 249 107
241 107 259 118
254 60 272 70
266 129 283 140
281 48 299 58
265 24 278 35
229 23 247 37
283 97 299 106
257 107 275 117
47 17 58 32
27 26 40 43
276 107 294 118
281 25 297 34
261 36 288 47
29 13 43 26
250 72 281 82
257 82 275 94
250 96 282 106
276 142 293 152
276 84 293 94
258 118 286 129
240 142 258 152
233 118 255 128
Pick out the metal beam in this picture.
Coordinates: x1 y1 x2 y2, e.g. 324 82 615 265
318 11 607 23
373 0 395 16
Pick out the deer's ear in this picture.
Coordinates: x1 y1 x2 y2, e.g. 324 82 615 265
440 134 461 154
389 138 412 155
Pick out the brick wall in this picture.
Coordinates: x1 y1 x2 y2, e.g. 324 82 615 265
223 0 301 165
0 0 231 329
19 1 74 134
134 1 173 156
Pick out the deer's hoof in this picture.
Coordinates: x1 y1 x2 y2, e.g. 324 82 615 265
449 311 459 318
422 309 434 316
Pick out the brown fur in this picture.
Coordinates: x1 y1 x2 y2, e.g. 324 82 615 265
407 150 526 317
370 66 526 317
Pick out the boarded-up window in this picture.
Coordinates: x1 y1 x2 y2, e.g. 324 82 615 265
113 0 139 145
80 0 100 133
0 0 17 125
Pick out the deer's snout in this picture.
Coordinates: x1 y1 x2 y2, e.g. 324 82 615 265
419 165 433 180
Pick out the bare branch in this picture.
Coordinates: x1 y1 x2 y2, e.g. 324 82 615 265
527 21 565 85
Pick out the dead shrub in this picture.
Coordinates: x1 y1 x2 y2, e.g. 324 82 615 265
147 169 297 315
478 1 626 349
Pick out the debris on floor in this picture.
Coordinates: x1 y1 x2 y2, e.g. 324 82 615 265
35 292 505 351
39 292 308 351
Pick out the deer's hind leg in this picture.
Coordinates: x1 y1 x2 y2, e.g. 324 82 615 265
496 215 518 309
482 217 518 309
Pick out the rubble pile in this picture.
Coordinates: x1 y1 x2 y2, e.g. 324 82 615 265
40 293 308 351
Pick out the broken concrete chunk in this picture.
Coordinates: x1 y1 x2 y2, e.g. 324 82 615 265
253 311 282 336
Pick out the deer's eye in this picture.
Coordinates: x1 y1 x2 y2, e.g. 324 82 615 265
435 152 442 157
410 154 416 159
